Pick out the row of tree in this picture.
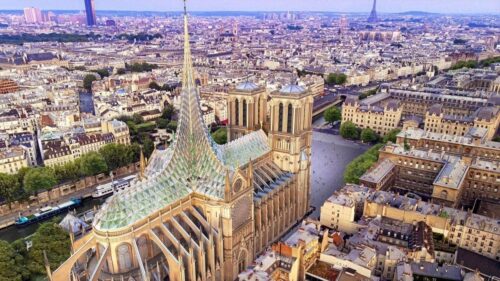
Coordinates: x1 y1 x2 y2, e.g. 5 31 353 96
125 62 159 73
339 121 401 144
342 127 401 184
0 143 141 208
0 222 71 281
343 144 384 184
325 72 347 85
450 56 500 70
359 87 378 100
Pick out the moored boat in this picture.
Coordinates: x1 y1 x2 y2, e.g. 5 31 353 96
15 198 82 227
91 175 136 198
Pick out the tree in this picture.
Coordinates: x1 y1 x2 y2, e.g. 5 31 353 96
27 222 71 276
382 129 401 144
404 135 411 151
340 121 360 140
0 240 29 281
83 74 97 92
99 143 129 171
126 143 141 163
359 88 378 100
211 127 227 145
116 68 126 75
0 173 20 209
157 118 169 129
132 113 144 124
52 162 80 183
140 137 155 158
79 152 108 176
324 107 341 125
326 73 347 85
73 66 86 71
344 144 383 184
167 121 178 132
16 167 31 186
149 81 162 90
161 104 175 120
126 62 158 73
23 168 57 194
361 128 378 143
92 68 110 79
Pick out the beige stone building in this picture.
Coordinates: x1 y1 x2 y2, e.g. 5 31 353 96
52 8 312 281
344 86 500 139
0 147 28 174
424 104 500 140
359 127 500 208
342 97 402 136
42 140 74 167
42 132 118 167
101 119 131 145
362 188 500 261
320 184 500 261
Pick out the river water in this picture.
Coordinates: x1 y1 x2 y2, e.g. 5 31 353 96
0 197 105 242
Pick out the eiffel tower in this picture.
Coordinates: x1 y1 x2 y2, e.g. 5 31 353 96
368 0 378 23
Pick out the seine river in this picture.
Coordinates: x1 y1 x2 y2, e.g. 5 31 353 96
0 197 104 242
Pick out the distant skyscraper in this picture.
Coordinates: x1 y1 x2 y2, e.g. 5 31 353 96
84 0 96 26
23 7 43 24
367 0 378 23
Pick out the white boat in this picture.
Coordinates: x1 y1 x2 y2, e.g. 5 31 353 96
91 175 136 198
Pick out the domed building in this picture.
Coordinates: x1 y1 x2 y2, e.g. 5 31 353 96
52 4 312 281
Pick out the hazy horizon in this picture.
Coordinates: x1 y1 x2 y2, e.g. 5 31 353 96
2 0 499 14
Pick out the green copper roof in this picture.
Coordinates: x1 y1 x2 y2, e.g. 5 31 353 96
93 9 271 231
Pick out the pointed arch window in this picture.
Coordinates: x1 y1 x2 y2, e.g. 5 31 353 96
243 99 247 127
278 103 284 132
287 103 293 133
235 99 239 126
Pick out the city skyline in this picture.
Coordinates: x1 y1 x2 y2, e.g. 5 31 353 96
2 0 500 14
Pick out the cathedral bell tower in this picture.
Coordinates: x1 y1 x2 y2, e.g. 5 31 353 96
268 83 313 217
227 81 268 141
268 83 313 173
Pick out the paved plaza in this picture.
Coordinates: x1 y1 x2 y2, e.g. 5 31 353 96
309 131 369 218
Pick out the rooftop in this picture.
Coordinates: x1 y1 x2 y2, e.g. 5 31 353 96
280 84 306 95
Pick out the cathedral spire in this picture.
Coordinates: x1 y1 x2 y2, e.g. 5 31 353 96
164 0 228 195
182 0 195 94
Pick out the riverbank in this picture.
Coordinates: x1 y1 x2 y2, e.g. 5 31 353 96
0 197 103 242
0 169 137 230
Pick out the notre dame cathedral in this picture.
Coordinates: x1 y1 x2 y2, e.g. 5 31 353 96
51 3 312 281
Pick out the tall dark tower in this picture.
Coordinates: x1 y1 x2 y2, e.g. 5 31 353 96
368 0 378 23
84 0 96 26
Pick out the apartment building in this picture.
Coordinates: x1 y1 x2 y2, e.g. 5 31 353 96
342 97 402 136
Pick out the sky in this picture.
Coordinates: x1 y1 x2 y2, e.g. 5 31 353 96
1 0 499 14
